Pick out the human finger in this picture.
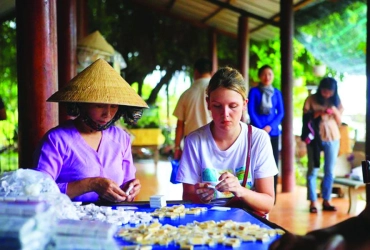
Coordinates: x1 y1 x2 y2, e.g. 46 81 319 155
218 172 232 181
126 180 141 201
217 175 240 191
199 189 214 203
195 186 214 200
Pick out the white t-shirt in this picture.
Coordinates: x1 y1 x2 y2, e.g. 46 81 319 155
173 77 212 136
176 122 278 199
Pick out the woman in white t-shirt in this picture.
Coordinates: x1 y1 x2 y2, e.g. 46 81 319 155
176 66 278 216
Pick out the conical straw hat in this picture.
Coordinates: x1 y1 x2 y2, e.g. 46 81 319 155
77 30 115 55
47 59 148 108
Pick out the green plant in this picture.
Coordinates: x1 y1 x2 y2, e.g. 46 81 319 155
295 155 308 186
125 105 160 128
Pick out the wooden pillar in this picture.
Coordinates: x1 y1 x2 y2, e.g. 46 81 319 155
16 0 58 168
237 16 250 88
208 29 218 75
364 0 370 211
57 0 77 123
238 16 250 123
77 0 89 41
366 0 370 159
280 0 295 192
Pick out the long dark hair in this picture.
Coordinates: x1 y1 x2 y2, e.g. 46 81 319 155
315 77 340 107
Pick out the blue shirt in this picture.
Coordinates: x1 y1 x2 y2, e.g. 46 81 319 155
248 86 284 137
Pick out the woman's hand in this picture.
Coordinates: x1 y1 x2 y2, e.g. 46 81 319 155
216 172 243 197
90 177 128 202
122 179 141 202
327 106 342 125
194 183 215 203
263 125 272 133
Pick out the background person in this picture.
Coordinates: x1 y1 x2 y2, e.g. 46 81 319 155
303 77 343 213
173 57 213 159
176 66 278 216
248 65 284 202
34 59 148 203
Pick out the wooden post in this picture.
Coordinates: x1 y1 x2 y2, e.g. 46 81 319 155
57 0 77 123
208 29 218 75
280 0 295 192
365 0 370 212
77 0 89 41
238 15 250 123
16 0 58 168
366 0 370 160
237 15 249 88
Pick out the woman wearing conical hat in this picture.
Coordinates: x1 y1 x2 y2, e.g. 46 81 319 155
33 59 148 203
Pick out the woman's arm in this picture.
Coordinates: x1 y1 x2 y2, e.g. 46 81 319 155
248 88 264 128
329 104 343 126
268 90 284 130
66 177 128 202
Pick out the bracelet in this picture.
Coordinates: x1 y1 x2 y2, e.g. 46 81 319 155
174 146 181 150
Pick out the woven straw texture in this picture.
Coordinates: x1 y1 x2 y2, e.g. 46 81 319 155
47 59 148 108
77 30 115 55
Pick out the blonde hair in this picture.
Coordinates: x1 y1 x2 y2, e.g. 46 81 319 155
207 67 246 100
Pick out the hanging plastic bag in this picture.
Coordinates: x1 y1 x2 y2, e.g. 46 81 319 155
170 159 181 184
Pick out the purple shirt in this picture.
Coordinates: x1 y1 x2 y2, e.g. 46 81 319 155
34 120 136 202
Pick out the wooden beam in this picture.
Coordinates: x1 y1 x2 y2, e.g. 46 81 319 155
202 6 223 23
251 0 315 33
202 0 231 24
127 0 237 39
205 0 279 27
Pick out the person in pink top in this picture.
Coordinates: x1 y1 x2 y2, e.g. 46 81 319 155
34 59 148 203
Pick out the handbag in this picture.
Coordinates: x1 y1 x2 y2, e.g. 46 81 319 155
225 124 266 218
170 159 181 184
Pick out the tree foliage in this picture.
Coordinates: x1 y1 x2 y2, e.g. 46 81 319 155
87 1 343 105
295 1 366 75
0 19 18 171
0 20 18 144
88 0 211 105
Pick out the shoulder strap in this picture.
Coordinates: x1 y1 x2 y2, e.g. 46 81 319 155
242 124 252 187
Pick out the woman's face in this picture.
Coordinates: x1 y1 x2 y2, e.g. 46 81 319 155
207 87 247 132
320 88 334 99
259 68 274 86
83 103 119 126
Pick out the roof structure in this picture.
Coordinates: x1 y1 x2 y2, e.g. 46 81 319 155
128 0 316 41
125 0 367 75
0 0 365 74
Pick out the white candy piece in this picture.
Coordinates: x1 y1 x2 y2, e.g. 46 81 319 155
126 185 133 195
210 206 231 211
